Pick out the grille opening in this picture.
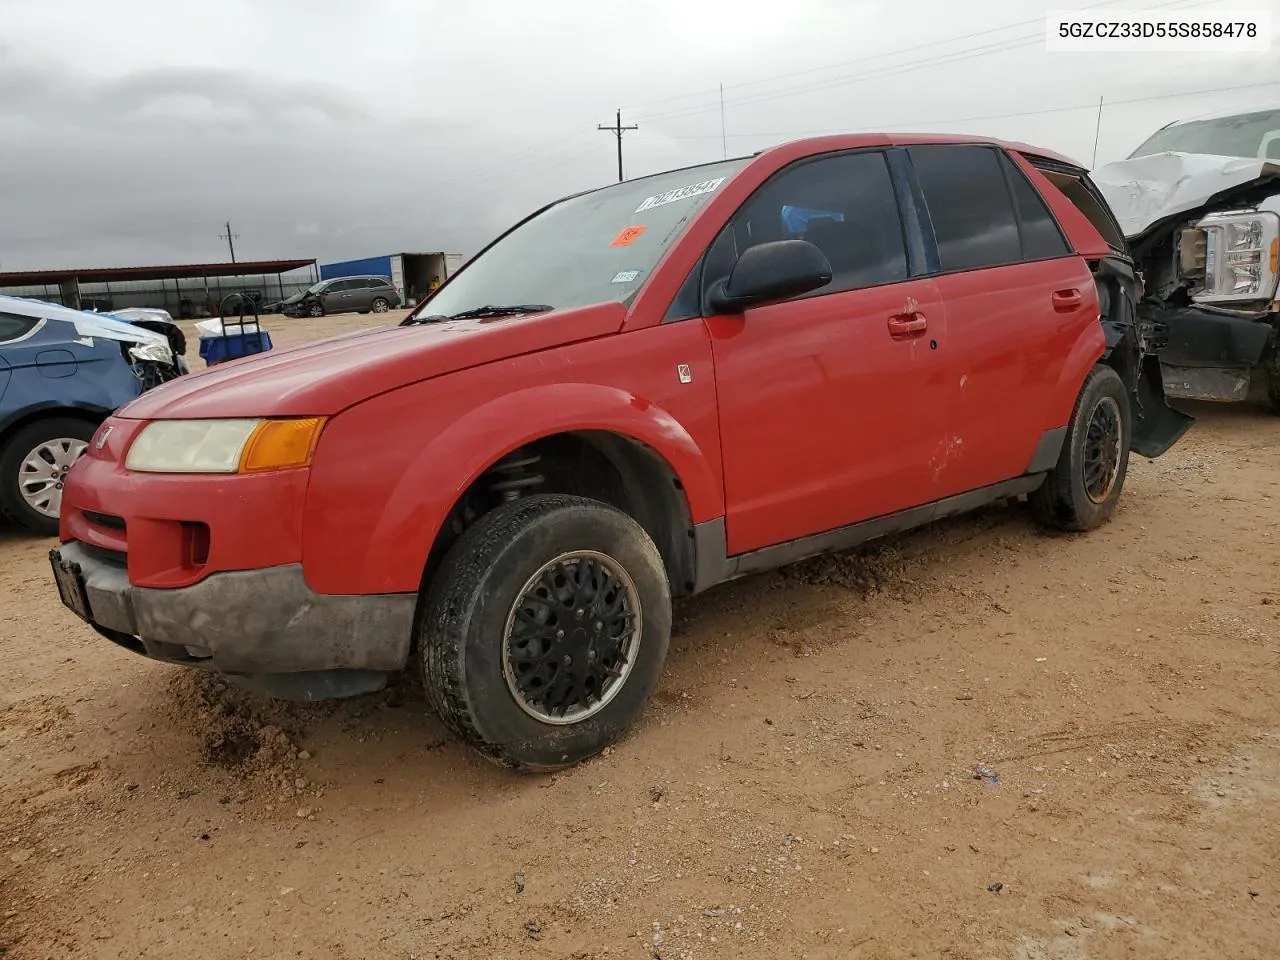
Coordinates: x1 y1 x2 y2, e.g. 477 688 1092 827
183 522 211 566
84 510 126 531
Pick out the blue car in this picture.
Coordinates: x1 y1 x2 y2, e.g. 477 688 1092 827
0 295 184 535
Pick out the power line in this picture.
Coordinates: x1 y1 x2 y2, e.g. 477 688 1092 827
622 0 1132 115
630 78 1280 145
598 109 639 182
631 0 1215 126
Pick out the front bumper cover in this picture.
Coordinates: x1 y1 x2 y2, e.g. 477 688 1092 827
52 541 416 678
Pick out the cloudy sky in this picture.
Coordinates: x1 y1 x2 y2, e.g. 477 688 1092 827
1 0 1276 271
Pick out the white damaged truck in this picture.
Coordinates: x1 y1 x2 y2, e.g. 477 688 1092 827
1092 105 1280 411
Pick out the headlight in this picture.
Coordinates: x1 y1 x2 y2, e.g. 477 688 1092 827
125 418 326 474
1196 210 1280 304
128 340 174 365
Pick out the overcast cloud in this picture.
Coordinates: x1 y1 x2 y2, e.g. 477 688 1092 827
1 0 1276 271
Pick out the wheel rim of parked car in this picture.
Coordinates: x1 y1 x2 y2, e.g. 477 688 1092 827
19 438 88 518
371 299 388 313
1083 396 1122 504
502 550 642 725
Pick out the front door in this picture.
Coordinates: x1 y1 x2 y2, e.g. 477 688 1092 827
704 150 950 556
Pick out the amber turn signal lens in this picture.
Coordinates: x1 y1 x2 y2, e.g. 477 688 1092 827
1271 238 1278 274
238 418 327 473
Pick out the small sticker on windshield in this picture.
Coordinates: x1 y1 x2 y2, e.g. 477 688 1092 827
612 270 642 284
610 225 648 247
635 177 726 214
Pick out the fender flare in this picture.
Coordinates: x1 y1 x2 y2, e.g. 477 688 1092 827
353 382 723 593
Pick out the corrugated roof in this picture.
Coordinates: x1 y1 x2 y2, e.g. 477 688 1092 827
0 259 316 286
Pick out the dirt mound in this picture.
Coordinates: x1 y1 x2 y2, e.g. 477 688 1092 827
164 672 311 778
781 544 913 596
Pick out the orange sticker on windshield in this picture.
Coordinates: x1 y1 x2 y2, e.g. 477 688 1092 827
610 225 648 247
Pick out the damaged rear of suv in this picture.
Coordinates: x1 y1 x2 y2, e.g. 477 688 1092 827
1093 105 1280 410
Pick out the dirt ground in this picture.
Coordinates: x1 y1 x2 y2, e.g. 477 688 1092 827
2 310 1279 959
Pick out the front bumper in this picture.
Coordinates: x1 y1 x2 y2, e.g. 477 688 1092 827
1155 305 1276 402
51 541 416 681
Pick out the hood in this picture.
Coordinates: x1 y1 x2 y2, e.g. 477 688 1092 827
118 301 628 420
1092 152 1280 239
283 292 306 304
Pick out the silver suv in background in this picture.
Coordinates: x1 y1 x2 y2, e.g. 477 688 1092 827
282 276 402 318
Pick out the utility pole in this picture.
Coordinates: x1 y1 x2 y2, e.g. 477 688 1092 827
598 108 638 183
218 221 239 264
719 83 728 160
1090 95 1105 169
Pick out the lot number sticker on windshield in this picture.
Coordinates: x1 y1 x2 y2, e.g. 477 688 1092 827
612 270 642 283
610 225 648 247
635 177 726 213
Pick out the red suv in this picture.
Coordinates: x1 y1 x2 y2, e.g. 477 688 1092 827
50 134 1191 770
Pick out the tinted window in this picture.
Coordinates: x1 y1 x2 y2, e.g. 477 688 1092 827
1002 155 1071 260
710 151 908 298
0 311 38 342
909 145 1021 272
367 278 389 288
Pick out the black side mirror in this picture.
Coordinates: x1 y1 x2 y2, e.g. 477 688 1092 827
708 239 833 314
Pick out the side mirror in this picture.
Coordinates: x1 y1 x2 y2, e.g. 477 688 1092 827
708 239 833 314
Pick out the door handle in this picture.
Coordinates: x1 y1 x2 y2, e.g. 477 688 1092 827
1052 289 1083 312
887 313 928 337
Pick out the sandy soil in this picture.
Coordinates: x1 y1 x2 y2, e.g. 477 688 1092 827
2 311 1279 959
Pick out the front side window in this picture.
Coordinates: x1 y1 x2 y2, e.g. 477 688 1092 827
417 157 751 319
705 150 909 300
1128 109 1280 160
909 145 1022 272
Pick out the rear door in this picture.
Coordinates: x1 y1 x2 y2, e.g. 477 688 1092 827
905 144 1098 497
704 149 950 555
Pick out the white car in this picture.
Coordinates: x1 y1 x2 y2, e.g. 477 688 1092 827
1092 105 1280 410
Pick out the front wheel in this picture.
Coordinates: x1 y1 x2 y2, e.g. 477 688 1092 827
1031 365 1131 532
307 302 324 318
0 417 97 536
418 494 671 771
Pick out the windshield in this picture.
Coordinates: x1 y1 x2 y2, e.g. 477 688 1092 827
417 158 751 318
1128 108 1280 160
307 281 328 294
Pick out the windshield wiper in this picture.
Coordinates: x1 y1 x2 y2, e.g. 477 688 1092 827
402 303 554 326
450 304 554 320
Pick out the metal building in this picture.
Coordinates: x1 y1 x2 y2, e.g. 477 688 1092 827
0 259 318 319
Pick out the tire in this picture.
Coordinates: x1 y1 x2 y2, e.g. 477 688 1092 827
0 417 97 536
418 494 671 771
371 298 390 314
1031 365 1131 532
307 302 324 318
1264 329 1280 415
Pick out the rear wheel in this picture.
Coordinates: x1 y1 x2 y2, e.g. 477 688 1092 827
418 494 671 771
1030 365 1131 532
1264 328 1280 415
371 298 390 313
0 417 97 536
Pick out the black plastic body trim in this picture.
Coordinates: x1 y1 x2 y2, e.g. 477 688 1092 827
1025 427 1068 474
692 474 1045 594
1157 305 1274 368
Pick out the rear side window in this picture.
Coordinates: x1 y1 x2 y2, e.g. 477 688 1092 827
908 145 1022 272
0 311 39 343
1001 154 1070 260
713 150 909 297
